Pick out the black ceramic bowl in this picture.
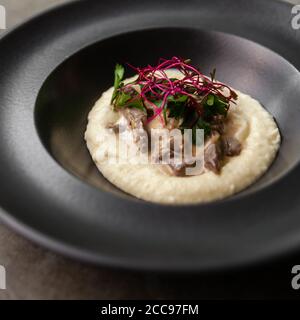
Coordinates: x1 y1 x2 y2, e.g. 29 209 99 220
0 0 300 271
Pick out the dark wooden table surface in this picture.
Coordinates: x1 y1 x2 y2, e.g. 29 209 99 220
0 0 300 300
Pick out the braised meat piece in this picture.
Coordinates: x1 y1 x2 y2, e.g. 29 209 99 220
107 108 242 176
210 115 225 134
107 108 148 153
120 108 146 130
204 133 223 174
222 137 242 156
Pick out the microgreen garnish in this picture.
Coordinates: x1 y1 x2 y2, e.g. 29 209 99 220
111 57 238 138
111 64 125 103
210 68 216 82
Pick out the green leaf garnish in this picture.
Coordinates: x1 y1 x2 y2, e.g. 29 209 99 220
128 98 146 112
114 64 124 88
114 90 146 112
111 64 125 103
213 97 229 115
167 95 188 120
168 95 188 103
206 94 215 106
196 118 211 136
191 118 211 144
115 91 131 106
203 94 229 117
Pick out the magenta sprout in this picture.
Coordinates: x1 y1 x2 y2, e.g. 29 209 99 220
118 57 237 125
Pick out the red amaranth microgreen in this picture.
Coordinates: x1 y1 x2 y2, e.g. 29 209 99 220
111 57 238 131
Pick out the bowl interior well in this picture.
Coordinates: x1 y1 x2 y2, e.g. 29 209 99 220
35 28 300 199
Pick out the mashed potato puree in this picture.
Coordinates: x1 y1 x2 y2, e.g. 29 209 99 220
85 73 280 204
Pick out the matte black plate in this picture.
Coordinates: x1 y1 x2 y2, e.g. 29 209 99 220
0 0 300 271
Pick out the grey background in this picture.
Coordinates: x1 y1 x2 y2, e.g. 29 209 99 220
0 0 300 299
